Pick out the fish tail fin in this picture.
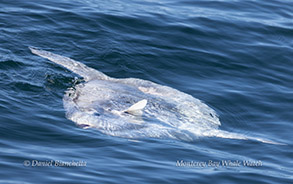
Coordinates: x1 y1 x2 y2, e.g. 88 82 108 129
210 130 284 145
29 47 109 81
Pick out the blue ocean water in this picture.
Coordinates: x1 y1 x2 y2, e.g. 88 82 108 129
0 0 292 183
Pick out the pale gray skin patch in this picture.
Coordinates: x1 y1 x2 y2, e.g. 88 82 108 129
63 78 220 141
30 47 281 144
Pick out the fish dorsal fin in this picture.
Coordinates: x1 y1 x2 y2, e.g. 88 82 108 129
125 99 147 115
29 47 110 81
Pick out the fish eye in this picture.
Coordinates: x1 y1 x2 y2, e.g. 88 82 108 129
94 112 101 116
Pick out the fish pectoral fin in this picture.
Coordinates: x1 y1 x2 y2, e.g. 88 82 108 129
124 99 147 115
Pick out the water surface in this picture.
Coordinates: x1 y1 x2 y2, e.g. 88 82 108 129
0 0 292 183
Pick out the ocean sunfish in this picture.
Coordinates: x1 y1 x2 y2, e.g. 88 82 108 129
30 47 280 144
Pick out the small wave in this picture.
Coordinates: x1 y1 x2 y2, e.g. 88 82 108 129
0 60 25 70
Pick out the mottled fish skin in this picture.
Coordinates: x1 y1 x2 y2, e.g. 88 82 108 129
30 47 281 144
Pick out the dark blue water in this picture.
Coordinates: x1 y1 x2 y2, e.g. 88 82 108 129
0 0 292 183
